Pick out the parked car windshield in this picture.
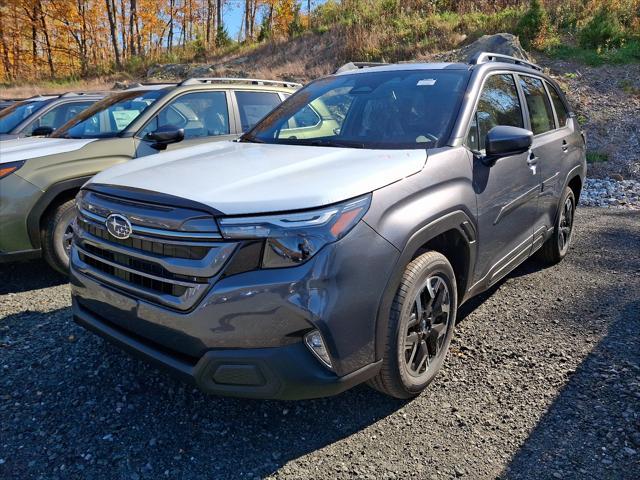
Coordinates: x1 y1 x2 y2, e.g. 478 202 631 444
52 89 167 139
0 99 52 133
242 69 470 149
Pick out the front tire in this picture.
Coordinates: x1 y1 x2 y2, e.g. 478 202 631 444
369 251 458 399
42 199 76 275
536 187 576 265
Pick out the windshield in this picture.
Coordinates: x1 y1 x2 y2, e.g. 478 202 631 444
0 99 52 133
52 89 167 139
242 69 470 149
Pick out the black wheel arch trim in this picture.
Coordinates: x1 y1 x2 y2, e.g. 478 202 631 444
556 165 584 224
26 175 93 250
373 210 477 362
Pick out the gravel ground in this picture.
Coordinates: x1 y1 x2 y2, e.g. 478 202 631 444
1 208 639 480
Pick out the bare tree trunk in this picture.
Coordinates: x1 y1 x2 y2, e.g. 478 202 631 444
30 5 38 63
0 20 13 81
38 0 55 77
76 0 89 76
244 0 250 42
168 0 174 51
216 0 224 42
136 13 141 55
120 0 127 58
129 0 137 56
105 0 122 68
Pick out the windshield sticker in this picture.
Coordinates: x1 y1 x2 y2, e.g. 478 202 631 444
111 110 140 130
417 79 437 86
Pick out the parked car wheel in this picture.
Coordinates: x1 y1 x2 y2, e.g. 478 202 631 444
369 251 458 399
42 199 76 274
537 187 576 265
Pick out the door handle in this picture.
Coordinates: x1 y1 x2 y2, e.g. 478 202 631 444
561 140 569 152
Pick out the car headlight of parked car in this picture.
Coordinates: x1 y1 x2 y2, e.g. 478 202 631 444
218 194 371 268
0 161 25 180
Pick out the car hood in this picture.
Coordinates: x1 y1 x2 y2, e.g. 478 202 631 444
0 137 97 164
89 141 427 215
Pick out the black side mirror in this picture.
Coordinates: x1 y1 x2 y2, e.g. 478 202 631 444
31 126 54 136
482 126 533 166
146 125 185 150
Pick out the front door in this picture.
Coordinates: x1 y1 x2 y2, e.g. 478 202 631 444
468 73 540 286
134 90 237 157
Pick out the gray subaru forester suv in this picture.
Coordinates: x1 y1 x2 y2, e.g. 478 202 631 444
70 53 586 400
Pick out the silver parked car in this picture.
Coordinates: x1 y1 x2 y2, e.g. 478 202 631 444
70 53 586 400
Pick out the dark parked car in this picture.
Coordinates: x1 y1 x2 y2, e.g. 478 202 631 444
0 93 104 140
70 53 586 400
0 99 21 112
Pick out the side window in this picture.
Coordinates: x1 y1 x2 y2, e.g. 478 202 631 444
546 82 569 128
235 91 281 131
467 74 524 151
520 76 555 134
287 105 321 129
25 101 94 135
139 91 229 140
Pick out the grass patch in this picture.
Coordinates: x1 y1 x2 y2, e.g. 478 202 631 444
546 39 640 66
587 151 609 163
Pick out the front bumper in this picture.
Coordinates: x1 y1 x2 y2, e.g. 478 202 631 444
74 299 381 400
70 220 400 399
0 174 43 255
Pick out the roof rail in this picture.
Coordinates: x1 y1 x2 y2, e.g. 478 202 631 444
178 77 301 88
123 82 177 90
334 62 388 74
59 91 105 97
469 52 542 71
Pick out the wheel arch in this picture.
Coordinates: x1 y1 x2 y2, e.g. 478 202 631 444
26 176 92 249
374 210 477 361
567 174 583 205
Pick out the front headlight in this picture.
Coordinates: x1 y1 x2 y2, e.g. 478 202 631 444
218 194 371 268
0 161 25 180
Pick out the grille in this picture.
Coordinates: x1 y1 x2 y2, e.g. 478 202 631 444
79 250 188 297
73 194 235 310
77 217 209 260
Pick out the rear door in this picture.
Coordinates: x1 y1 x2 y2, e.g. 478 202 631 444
134 90 237 157
517 75 566 248
232 90 282 133
468 72 540 286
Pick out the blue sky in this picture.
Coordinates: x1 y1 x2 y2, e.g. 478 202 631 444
223 1 326 40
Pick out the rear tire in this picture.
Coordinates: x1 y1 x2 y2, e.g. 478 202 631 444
536 187 575 265
42 199 76 275
368 251 457 399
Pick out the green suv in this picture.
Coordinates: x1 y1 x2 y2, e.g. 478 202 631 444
0 78 299 272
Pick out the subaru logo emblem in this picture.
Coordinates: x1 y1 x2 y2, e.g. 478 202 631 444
106 214 132 240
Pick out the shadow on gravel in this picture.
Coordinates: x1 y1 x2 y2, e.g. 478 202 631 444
0 259 66 294
457 258 548 323
1 305 406 479
502 300 640 480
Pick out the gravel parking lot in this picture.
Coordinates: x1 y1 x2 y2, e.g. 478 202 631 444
1 207 639 480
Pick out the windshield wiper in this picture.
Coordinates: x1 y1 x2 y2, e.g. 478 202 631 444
303 139 365 149
238 135 265 144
